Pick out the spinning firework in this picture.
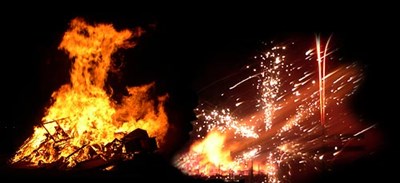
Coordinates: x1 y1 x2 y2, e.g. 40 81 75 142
174 36 380 183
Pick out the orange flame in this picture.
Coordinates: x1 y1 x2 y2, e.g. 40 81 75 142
11 18 168 167
192 131 232 173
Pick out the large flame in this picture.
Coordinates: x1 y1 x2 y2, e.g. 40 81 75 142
11 18 168 167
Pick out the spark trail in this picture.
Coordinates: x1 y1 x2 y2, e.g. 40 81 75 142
316 34 332 125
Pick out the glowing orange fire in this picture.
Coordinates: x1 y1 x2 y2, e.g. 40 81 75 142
11 18 168 167
190 131 235 174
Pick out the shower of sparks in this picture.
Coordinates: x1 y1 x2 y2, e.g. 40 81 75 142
174 37 379 183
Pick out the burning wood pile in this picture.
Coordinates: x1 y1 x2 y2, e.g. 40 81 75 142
10 18 169 171
12 118 157 171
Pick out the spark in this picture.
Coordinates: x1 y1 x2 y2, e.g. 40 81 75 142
230 74 258 90
354 124 376 137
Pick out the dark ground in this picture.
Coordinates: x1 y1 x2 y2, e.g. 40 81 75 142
0 4 398 183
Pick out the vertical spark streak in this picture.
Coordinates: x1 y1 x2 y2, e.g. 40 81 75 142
322 35 332 125
316 35 332 125
316 35 324 125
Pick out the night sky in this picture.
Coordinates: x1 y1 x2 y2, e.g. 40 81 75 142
0 5 398 182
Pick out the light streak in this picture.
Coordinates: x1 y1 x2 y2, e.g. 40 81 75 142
316 34 333 125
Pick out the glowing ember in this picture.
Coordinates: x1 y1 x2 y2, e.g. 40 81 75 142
175 37 380 182
10 18 168 168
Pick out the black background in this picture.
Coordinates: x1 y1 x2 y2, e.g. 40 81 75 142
0 4 398 182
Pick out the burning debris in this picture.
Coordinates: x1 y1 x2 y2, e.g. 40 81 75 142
10 18 168 169
12 118 158 171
